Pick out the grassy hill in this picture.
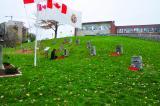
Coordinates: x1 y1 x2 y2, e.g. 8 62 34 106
0 36 160 105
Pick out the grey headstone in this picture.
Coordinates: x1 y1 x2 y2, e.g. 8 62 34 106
131 56 143 69
76 39 80 45
116 45 123 54
64 48 69 57
0 45 4 69
90 46 96 56
44 47 50 58
69 38 72 44
59 44 64 51
87 41 92 49
64 38 68 43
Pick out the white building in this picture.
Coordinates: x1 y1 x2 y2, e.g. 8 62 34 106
75 21 116 36
0 20 28 47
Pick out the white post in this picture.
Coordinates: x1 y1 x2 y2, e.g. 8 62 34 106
34 27 38 66
34 3 39 67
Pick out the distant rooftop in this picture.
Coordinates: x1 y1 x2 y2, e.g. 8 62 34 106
117 24 160 28
82 21 115 25
0 20 24 25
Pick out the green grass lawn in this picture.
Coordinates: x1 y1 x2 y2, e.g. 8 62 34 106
0 36 160 106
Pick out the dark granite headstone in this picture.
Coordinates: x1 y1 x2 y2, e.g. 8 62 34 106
131 56 143 69
76 39 80 45
64 48 69 57
87 41 92 49
116 45 123 54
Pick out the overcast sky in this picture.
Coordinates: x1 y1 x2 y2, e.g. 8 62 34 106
0 0 160 39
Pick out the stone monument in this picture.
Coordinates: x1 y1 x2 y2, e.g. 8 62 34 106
0 45 3 69
64 48 69 57
76 39 80 45
131 56 143 69
59 44 64 51
116 45 123 54
64 38 68 44
87 41 92 49
90 46 96 56
69 38 72 44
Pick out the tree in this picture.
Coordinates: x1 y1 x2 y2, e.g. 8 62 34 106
39 20 59 39
28 33 36 42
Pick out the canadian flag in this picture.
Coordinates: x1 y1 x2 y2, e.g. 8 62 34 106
23 0 34 4
37 4 47 11
38 2 67 14
53 2 67 14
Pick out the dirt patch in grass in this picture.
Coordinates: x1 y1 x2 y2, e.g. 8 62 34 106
16 50 33 54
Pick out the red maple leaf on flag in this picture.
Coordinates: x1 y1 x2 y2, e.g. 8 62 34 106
54 3 61 9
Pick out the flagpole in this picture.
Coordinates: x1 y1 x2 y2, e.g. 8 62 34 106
34 25 38 66
34 2 39 67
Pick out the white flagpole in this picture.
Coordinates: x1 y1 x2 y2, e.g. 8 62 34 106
34 27 38 66
34 2 39 67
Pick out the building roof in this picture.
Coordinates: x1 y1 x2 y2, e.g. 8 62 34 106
82 21 115 25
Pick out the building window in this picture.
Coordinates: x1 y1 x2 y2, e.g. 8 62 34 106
92 25 98 30
143 28 148 32
82 27 86 30
85 25 92 31
102 26 109 30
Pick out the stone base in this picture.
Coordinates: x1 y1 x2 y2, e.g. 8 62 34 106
0 71 22 78
56 56 65 60
0 63 22 78
110 52 121 57
128 66 140 71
